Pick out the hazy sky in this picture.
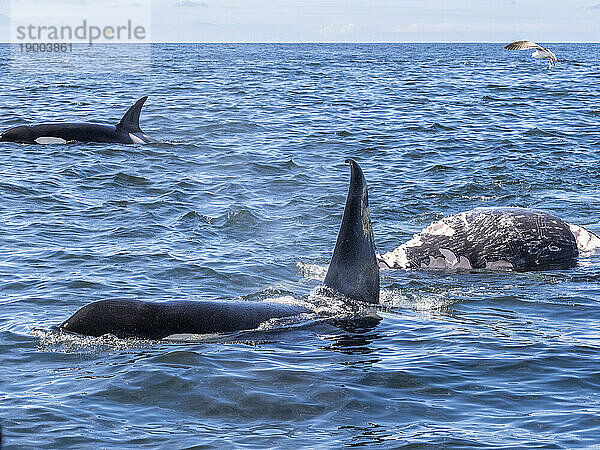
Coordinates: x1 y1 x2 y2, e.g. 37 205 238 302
154 0 600 42
1 0 599 42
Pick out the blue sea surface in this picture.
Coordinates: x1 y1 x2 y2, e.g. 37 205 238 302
1 43 600 447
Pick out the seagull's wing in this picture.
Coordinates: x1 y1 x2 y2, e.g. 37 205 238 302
504 40 544 51
546 48 558 62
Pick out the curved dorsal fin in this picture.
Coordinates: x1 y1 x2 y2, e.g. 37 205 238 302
324 159 380 304
116 96 148 133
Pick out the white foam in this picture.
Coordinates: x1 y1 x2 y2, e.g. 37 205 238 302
569 224 600 252
422 220 455 236
297 262 328 281
379 287 457 311
35 136 67 144
163 333 222 342
33 329 151 352
405 234 423 247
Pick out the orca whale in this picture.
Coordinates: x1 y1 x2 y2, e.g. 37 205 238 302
60 159 380 339
0 97 154 144
377 207 600 271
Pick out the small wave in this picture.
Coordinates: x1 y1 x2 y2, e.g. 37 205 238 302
43 249 95 261
335 130 352 137
430 123 454 131
67 279 107 289
155 263 227 280
3 118 28 126
523 127 556 137
193 208 262 229
200 120 265 134
0 181 39 196
425 163 453 173
223 86 248 94
58 167 82 178
102 199 131 208
406 123 454 133
219 208 260 227
482 95 502 102
250 158 301 174
180 210 214 224
86 172 150 186
405 97 430 104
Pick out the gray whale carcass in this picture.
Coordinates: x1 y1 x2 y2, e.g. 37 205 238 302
60 159 379 339
377 207 600 271
0 97 154 144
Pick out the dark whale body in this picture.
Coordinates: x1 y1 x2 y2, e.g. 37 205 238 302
378 207 590 271
61 300 307 340
325 159 379 304
60 159 379 339
0 97 154 144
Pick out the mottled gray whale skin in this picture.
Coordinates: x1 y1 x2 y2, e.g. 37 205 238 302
378 207 593 271
0 97 154 144
60 159 380 339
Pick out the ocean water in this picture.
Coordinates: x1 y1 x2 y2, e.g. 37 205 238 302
1 43 600 448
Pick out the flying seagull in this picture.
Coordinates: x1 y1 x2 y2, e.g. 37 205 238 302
504 40 558 68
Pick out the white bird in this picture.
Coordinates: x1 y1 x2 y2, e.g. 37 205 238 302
504 40 558 68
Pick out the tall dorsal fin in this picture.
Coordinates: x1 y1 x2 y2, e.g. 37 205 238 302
324 159 380 304
116 96 148 133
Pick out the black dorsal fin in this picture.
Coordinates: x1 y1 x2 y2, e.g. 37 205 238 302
116 96 148 133
323 159 380 304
